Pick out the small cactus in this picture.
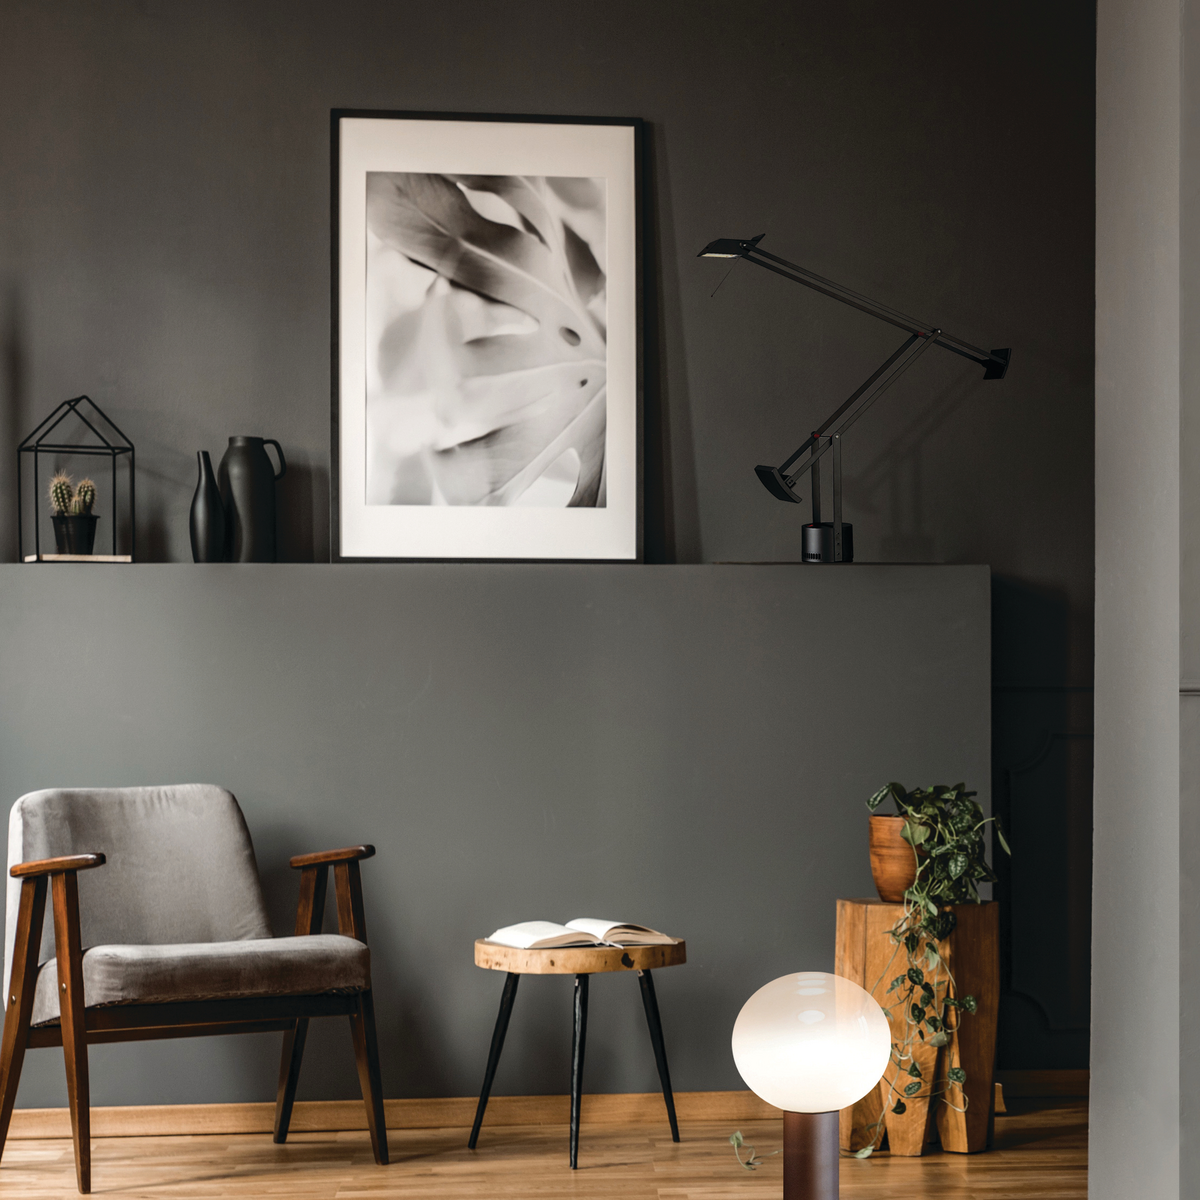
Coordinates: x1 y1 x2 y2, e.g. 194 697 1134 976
72 478 96 515
49 472 73 515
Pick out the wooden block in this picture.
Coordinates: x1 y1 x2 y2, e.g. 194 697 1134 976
835 897 999 1157
835 901 883 1152
934 900 998 1152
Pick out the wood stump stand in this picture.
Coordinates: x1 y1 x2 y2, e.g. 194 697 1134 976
835 898 999 1155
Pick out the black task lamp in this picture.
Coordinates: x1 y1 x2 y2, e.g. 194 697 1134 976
699 235 1010 562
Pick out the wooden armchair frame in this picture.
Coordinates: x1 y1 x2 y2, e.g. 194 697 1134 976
0 844 387 1194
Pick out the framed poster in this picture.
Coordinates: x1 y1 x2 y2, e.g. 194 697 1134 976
332 110 642 561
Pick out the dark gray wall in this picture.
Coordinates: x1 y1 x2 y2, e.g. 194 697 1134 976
0 1 1094 1068
0 563 989 1107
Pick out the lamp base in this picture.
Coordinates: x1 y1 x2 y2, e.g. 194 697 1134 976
783 1110 839 1200
802 522 854 563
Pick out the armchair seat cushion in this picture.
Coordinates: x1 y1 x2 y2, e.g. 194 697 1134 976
30 935 370 1026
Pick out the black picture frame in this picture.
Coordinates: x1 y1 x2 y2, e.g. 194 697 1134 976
330 109 643 563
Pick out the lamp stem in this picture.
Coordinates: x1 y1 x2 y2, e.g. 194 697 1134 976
810 434 822 526
782 1110 839 1200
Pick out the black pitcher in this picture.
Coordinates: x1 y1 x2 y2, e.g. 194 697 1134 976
217 436 286 562
189 450 226 562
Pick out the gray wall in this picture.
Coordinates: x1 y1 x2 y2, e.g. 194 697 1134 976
0 1 1094 1068
0 563 989 1107
1095 0 1181 1197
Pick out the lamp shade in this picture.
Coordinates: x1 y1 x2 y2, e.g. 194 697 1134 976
731 972 890 1113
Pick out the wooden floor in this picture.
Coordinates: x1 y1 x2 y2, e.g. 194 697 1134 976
0 1099 1085 1198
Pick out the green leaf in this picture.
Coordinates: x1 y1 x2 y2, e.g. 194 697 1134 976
854 1145 875 1158
929 1031 949 1047
887 975 906 994
729 1132 743 1147
947 852 969 880
904 1081 922 1096
906 822 931 846
947 1067 967 1085
907 1062 923 1079
995 819 1012 856
892 1100 907 1115
961 996 978 1014
907 967 925 986
910 1003 926 1023
867 784 893 812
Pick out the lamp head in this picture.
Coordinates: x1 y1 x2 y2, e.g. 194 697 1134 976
697 233 766 258
731 971 890 1113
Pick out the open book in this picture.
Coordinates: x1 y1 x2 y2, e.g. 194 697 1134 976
486 918 678 950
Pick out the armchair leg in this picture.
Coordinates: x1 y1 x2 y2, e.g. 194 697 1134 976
349 990 388 1165
273 1018 309 1143
0 877 47 1162
53 873 91 1194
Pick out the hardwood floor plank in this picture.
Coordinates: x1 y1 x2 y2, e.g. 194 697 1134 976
0 1100 1085 1198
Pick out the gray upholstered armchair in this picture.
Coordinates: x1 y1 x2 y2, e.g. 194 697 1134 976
0 784 387 1193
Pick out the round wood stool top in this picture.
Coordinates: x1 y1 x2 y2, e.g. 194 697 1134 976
474 938 687 975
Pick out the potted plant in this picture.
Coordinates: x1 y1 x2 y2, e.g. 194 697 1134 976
855 781 1010 1157
49 473 99 555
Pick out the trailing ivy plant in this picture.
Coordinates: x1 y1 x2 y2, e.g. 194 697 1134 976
728 1129 780 1171
853 782 1010 1159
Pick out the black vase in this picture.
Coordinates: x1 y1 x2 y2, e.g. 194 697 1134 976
189 450 226 562
217 436 286 563
51 514 99 555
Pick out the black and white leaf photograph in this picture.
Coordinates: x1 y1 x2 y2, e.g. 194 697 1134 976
364 172 608 508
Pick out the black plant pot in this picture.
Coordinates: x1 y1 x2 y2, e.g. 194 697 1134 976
51 514 99 555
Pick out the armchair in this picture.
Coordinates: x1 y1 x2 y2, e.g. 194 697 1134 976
0 785 388 1194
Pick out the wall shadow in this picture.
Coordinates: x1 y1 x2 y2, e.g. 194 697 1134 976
642 122 701 564
1 286 26 563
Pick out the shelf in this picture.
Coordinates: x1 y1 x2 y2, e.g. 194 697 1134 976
23 554 132 564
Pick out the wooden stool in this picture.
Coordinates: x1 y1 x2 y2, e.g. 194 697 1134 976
469 939 687 1167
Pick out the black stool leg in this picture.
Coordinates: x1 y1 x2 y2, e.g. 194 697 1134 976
469 972 520 1149
570 973 589 1168
638 969 680 1142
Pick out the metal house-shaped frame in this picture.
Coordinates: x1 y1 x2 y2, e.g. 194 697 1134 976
18 396 135 562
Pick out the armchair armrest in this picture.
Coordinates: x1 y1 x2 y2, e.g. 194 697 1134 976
10 853 105 878
289 847 374 942
289 845 374 869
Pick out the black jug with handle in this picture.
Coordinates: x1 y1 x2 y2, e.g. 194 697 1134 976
217 436 286 562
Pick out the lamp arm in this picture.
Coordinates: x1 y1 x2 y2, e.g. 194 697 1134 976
778 335 921 477
760 331 941 504
743 248 1008 376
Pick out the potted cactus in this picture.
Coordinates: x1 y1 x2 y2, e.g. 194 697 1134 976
49 473 99 555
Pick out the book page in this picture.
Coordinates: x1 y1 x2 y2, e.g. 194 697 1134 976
487 921 603 949
565 918 676 945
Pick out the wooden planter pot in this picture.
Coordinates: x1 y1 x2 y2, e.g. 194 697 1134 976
868 815 919 902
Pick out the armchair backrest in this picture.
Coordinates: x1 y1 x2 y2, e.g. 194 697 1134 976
4 785 272 1003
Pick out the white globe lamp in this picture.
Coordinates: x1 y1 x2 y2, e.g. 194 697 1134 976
732 972 890 1199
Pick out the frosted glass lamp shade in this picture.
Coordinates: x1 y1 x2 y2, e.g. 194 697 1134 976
731 971 891 1113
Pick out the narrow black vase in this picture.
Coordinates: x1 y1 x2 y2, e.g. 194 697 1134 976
190 450 226 562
